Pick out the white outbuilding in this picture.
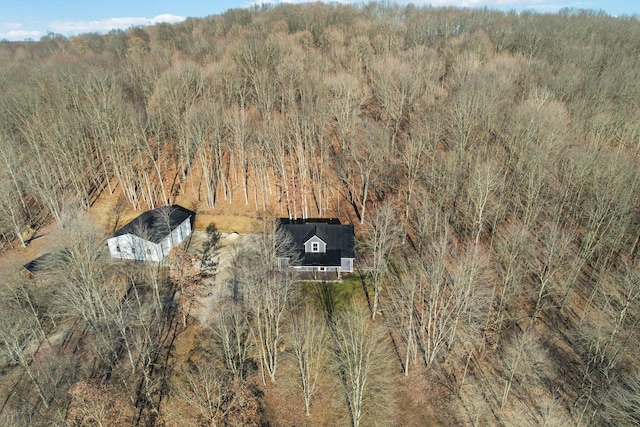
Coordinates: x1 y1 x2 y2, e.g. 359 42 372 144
107 205 195 262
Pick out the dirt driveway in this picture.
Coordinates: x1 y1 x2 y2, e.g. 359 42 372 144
186 231 256 323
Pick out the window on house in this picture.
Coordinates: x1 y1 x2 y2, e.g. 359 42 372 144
312 242 319 252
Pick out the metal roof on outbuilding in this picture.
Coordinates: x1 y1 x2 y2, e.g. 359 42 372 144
112 205 195 244
23 253 56 275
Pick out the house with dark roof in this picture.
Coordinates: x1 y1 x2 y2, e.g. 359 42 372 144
107 205 195 261
278 218 355 276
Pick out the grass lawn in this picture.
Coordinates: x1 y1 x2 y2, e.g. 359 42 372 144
298 273 368 315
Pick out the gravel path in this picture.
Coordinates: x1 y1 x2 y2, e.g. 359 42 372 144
186 231 256 324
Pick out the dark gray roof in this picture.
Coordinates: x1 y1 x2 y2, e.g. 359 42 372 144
303 250 343 266
302 226 330 244
279 218 355 263
23 252 58 275
112 205 195 244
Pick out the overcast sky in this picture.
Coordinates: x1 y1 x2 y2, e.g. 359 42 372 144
2 0 638 41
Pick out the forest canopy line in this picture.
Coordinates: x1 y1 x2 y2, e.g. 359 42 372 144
0 2 639 426
0 3 638 230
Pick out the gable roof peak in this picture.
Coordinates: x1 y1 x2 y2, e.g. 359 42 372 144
303 226 331 244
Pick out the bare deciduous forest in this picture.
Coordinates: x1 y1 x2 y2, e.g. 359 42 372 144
0 3 639 426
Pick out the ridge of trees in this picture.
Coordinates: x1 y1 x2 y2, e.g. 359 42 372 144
0 2 639 426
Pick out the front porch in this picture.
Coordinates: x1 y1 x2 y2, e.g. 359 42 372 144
294 270 342 282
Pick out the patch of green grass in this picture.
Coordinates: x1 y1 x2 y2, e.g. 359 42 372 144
298 273 367 318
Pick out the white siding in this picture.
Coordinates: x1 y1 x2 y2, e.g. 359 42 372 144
108 216 192 262
170 223 180 245
159 237 171 260
303 235 326 253
108 234 161 262
292 265 340 272
340 258 354 272
278 257 289 270
144 240 161 262
174 219 191 245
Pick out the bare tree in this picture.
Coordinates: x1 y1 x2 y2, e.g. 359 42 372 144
369 48 440 147
48 219 114 331
209 303 253 381
529 221 573 325
501 329 554 408
66 381 135 427
414 238 457 368
467 158 505 247
362 200 402 319
289 305 329 416
407 186 449 257
263 118 297 218
187 99 227 208
129 301 165 419
578 260 640 382
398 125 436 224
1 272 52 347
168 246 205 327
173 360 229 426
226 105 252 206
492 223 533 344
335 120 385 224
170 352 263 425
386 258 420 375
333 308 394 427
511 138 555 229
146 60 203 144
232 35 281 118
605 260 640 362
323 73 365 150
0 133 31 222
242 261 297 384
596 370 640 427
412 237 490 370
0 305 50 408
0 183 28 247
536 392 571 427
